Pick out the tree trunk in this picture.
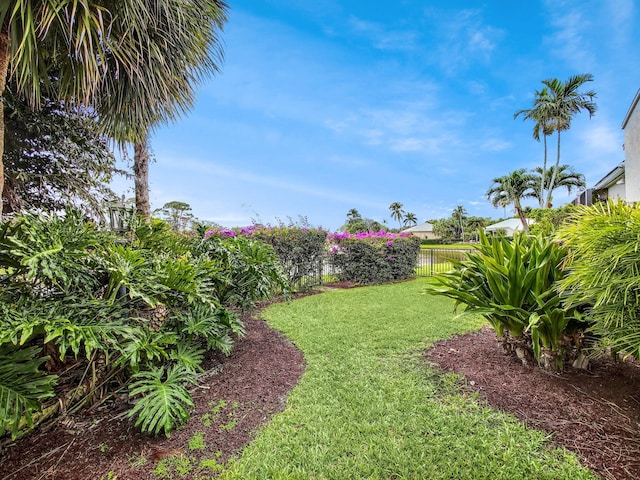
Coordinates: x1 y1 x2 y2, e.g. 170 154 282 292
0 24 10 219
134 136 151 221
515 201 529 233
539 134 548 207
545 131 561 208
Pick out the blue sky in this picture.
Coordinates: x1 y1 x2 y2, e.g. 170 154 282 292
115 0 640 231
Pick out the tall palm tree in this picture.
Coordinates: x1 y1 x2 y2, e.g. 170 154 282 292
389 202 404 229
96 0 228 220
541 74 597 208
486 169 537 233
514 87 554 207
403 212 418 227
531 165 585 207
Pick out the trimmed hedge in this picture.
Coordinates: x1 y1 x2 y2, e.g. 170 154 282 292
329 232 421 285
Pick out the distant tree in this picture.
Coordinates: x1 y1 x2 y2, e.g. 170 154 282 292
403 212 418 227
154 201 194 232
346 208 361 221
389 202 404 229
451 205 467 240
2 81 122 217
487 169 537 233
344 217 385 234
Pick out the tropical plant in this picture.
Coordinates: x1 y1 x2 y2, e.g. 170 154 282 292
403 212 418 227
346 208 361 221
530 165 585 208
96 1 229 220
389 202 404 229
557 200 640 359
486 169 537 232
515 75 596 209
540 74 597 207
127 364 196 437
451 205 467 240
514 87 554 208
427 230 589 370
0 344 57 439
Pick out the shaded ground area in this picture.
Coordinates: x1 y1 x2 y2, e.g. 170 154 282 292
426 327 640 480
0 311 305 480
3 295 640 479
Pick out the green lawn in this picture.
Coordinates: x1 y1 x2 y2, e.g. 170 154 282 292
219 279 594 479
420 243 475 249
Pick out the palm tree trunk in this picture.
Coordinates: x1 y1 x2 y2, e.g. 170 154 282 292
0 24 10 218
545 131 561 208
134 136 151 221
514 201 529 233
540 134 548 207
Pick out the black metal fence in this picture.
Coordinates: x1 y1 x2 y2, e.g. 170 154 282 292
414 248 474 277
291 248 474 289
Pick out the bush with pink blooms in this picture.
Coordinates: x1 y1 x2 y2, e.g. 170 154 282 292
328 231 420 285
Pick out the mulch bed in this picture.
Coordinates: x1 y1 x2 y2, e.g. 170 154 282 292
426 327 640 480
2 293 640 480
0 310 305 480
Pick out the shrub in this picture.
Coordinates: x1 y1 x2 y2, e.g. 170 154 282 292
204 225 326 290
0 211 289 438
427 230 589 370
557 200 640 359
328 231 421 285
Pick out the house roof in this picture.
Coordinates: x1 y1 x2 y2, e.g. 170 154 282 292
593 161 625 190
622 89 640 130
402 222 434 233
484 218 534 232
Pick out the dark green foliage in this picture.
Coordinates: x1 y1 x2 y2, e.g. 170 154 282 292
330 236 421 285
251 227 326 288
427 230 588 370
2 82 122 217
197 233 290 309
0 211 286 438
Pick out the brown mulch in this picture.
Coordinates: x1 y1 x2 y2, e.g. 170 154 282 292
2 291 640 480
0 310 305 480
426 327 640 480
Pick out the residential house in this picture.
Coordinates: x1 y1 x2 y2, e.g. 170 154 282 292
576 89 640 204
402 222 439 239
484 218 534 236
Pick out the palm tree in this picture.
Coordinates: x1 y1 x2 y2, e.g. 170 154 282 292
0 2 121 216
514 87 554 207
389 202 404 229
96 1 228 220
403 212 418 227
541 74 597 208
531 165 585 207
486 169 537 232
346 208 361 221
451 205 467 240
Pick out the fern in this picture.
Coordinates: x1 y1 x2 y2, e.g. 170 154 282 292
0 345 58 439
127 365 195 436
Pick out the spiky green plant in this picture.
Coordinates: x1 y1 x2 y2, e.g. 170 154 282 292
427 230 588 369
557 200 640 358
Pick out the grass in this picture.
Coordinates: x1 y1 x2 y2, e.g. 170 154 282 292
220 279 595 479
421 243 475 249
